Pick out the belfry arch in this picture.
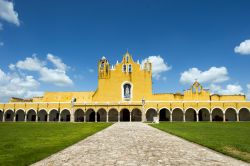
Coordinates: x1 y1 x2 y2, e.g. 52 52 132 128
146 108 157 122
159 108 170 121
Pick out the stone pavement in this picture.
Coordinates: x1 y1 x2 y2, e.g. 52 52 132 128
32 122 249 166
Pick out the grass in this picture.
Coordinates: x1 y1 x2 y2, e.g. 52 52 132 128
151 122 250 163
0 122 112 166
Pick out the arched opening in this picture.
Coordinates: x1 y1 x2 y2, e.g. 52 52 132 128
212 108 223 121
131 108 142 121
0 110 3 122
159 108 170 121
146 108 157 122
198 108 210 121
75 109 84 122
86 109 96 122
27 109 36 121
108 108 118 122
49 109 59 121
172 108 183 121
185 108 196 121
239 108 250 121
60 109 70 122
225 108 237 121
97 108 107 122
16 109 25 121
120 108 130 121
38 109 47 122
5 110 14 121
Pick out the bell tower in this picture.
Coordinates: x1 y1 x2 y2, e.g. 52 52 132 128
98 56 110 79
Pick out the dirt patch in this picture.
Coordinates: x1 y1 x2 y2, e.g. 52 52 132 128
224 146 250 163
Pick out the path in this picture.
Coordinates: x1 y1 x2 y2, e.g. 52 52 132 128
32 122 248 166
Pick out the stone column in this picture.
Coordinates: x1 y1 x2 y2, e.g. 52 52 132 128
106 113 109 122
2 111 4 122
183 112 186 122
170 112 172 122
84 113 86 122
157 111 160 121
129 111 132 122
13 112 16 122
47 113 49 122
210 113 212 122
24 113 27 122
118 111 120 122
35 111 38 122
59 111 61 122
95 111 97 122
196 113 199 122
223 113 226 122
236 113 239 122
70 110 74 122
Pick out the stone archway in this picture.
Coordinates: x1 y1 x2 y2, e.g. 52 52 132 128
120 108 130 122
38 109 47 122
16 109 25 121
97 108 107 122
212 108 223 121
49 109 59 121
131 108 142 121
198 108 210 121
60 109 70 122
172 108 183 121
239 108 250 121
159 108 170 121
225 108 237 121
146 108 157 122
86 109 96 122
5 110 14 121
185 108 196 121
0 110 3 122
75 109 84 122
27 109 36 121
108 108 118 122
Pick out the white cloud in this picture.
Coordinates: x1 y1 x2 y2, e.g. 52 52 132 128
0 0 20 26
0 68 43 102
13 54 73 86
142 55 171 80
210 84 243 95
180 67 229 84
234 39 250 55
0 42 3 46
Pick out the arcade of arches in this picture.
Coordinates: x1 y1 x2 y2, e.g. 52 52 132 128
0 107 250 122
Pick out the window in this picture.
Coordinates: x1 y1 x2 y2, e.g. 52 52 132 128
128 64 132 72
123 83 131 99
123 64 126 72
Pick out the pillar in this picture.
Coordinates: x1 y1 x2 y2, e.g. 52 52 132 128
118 111 120 122
59 111 61 122
196 113 199 122
47 113 49 122
2 111 4 122
84 113 86 122
70 110 74 122
223 113 226 122
236 113 239 122
210 113 212 122
129 111 132 122
95 111 97 122
170 112 172 122
157 111 160 121
35 111 38 122
24 113 27 122
106 112 109 122
183 112 185 122
13 112 16 122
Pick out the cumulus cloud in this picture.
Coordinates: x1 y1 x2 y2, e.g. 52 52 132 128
0 0 20 26
209 84 243 95
234 39 250 55
142 55 171 80
180 67 229 84
0 69 43 102
12 54 73 86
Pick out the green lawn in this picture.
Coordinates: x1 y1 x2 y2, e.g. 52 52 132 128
0 122 112 166
151 122 250 163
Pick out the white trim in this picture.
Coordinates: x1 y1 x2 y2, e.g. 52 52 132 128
198 107 210 114
184 107 197 113
211 107 224 114
145 107 157 114
238 107 250 112
172 107 184 113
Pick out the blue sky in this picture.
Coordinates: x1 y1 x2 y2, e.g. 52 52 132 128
0 0 250 102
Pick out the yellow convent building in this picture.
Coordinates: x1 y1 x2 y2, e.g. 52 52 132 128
1 52 250 122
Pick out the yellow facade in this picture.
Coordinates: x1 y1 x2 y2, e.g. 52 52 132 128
0 52 250 122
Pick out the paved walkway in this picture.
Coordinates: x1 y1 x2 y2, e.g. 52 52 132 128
33 122 248 166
